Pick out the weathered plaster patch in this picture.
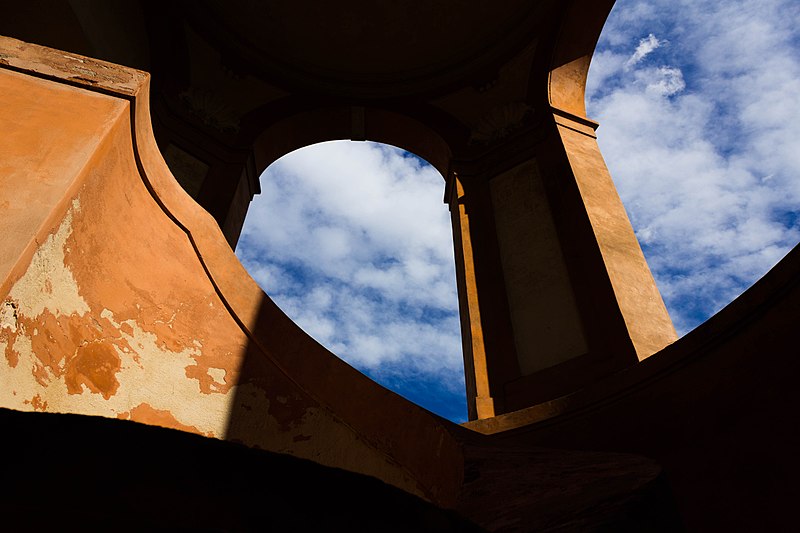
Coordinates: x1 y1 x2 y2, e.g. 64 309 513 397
27 394 47 411
184 344 238 396
0 195 238 437
0 177 420 491
64 341 121 399
0 306 238 437
118 403 211 437
0 338 9 367
9 329 33 371
208 367 226 386
1 301 18 332
93 308 238 436
9 199 89 319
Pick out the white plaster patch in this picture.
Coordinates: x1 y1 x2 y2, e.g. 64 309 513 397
0 301 18 332
208 367 226 385
1 329 42 396
9 199 90 319
11 330 35 369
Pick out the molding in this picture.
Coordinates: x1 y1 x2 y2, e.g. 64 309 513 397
551 105 599 138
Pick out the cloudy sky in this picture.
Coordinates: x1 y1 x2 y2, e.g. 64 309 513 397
588 0 800 334
235 144 466 420
236 0 799 423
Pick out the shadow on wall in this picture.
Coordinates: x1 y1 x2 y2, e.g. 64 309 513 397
0 407 479 531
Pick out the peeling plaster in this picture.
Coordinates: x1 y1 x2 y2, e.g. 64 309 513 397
9 330 32 371
1 304 238 437
0 338 8 367
0 195 389 475
0 199 237 437
1 301 18 332
0 62 434 502
8 199 90 319
207 367 226 386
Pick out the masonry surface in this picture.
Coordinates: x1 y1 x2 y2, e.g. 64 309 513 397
1 2 799 529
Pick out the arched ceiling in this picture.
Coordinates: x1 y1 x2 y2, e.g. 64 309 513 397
183 0 557 97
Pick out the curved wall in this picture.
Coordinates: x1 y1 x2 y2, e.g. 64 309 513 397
0 36 463 505
5 1 797 527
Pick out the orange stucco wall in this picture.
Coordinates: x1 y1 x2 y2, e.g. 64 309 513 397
0 37 463 505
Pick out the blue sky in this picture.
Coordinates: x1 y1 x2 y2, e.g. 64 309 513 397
589 0 800 333
236 0 800 423
235 143 466 421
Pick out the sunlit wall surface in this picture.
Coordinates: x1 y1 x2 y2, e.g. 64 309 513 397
587 0 800 334
236 141 467 422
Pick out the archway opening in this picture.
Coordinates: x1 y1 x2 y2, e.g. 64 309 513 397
235 140 467 422
587 0 800 335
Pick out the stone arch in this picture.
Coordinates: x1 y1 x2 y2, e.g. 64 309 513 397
239 127 463 419
248 105 453 180
548 0 615 118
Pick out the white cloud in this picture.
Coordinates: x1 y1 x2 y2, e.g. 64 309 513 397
588 0 800 334
626 33 664 68
235 141 466 418
639 66 685 96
